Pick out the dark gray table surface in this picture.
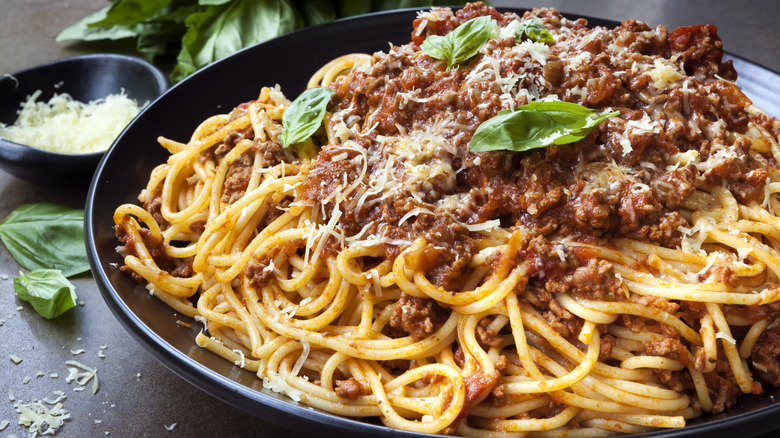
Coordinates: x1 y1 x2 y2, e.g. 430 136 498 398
1 1 779 437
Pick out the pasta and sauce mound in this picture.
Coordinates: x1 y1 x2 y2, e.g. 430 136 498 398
113 3 780 436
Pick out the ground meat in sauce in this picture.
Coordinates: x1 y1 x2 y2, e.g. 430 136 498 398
644 337 693 365
142 186 166 229
115 220 193 280
751 326 780 387
335 378 367 400
389 293 450 341
476 317 505 348
407 214 478 289
222 152 254 204
460 368 510 423
668 24 736 80
701 352 755 413
522 235 622 301
244 257 275 287
521 288 583 339
599 333 616 361
301 3 770 277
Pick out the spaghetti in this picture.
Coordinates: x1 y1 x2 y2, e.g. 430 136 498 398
113 3 780 436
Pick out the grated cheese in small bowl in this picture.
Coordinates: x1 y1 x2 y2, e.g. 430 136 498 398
0 90 144 155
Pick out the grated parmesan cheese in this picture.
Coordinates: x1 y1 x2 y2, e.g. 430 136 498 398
232 349 246 368
753 361 769 373
263 375 302 402
515 40 551 65
715 331 737 345
14 400 70 437
0 90 144 154
679 218 713 255
291 338 310 376
736 246 752 261
65 360 99 394
41 393 67 409
647 59 683 91
194 315 209 326
463 219 501 232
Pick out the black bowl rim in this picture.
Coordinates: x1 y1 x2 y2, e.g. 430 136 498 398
0 53 168 162
85 7 780 438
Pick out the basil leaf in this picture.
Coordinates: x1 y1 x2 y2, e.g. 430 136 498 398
513 18 553 45
298 0 337 26
56 2 186 49
469 101 620 153
281 87 335 148
58 0 471 82
372 0 466 10
14 270 78 319
0 203 90 277
56 6 143 42
171 0 300 82
136 20 188 62
337 0 372 17
421 15 493 69
87 0 174 27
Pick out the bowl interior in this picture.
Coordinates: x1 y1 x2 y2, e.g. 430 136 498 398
86 8 780 438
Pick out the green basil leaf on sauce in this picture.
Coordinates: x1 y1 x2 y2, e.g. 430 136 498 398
513 18 554 44
421 15 493 69
14 269 78 319
469 101 620 153
0 203 90 277
281 87 335 148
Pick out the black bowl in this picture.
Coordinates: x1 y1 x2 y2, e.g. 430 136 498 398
86 8 780 438
0 53 168 188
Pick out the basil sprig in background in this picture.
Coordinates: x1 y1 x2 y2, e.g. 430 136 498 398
469 101 620 153
57 0 466 82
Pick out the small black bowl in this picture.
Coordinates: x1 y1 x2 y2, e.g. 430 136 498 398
0 53 168 188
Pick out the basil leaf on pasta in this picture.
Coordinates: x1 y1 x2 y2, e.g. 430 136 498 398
14 269 78 319
0 203 90 277
512 17 554 44
281 87 336 148
469 101 620 153
421 15 493 69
